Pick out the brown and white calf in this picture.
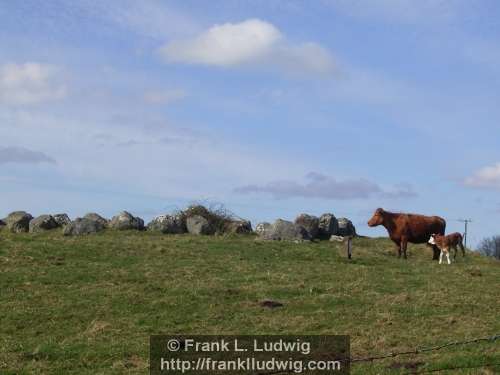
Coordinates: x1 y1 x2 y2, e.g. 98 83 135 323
428 233 465 264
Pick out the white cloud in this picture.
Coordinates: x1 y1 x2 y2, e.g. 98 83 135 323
143 89 187 104
159 19 335 75
0 63 66 105
464 163 500 189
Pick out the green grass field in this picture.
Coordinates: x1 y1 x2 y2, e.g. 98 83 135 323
1 230 499 374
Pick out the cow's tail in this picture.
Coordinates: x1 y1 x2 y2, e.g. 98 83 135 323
459 233 465 256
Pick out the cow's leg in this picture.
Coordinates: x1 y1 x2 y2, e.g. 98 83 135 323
401 237 408 259
393 240 402 258
446 249 451 265
453 245 458 260
439 250 443 264
432 244 440 261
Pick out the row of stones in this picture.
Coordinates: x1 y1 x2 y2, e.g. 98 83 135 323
0 211 252 236
0 211 355 241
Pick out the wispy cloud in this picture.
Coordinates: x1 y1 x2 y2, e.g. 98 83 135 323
159 18 335 75
0 63 66 105
0 146 56 165
234 172 417 200
143 89 187 104
73 0 199 39
327 0 463 26
464 162 500 189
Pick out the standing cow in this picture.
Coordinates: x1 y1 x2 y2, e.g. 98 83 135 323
367 208 446 260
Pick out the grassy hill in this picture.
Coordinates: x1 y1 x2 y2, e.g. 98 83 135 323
1 231 499 374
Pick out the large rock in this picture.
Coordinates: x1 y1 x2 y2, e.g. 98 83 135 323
109 211 144 231
255 222 272 237
329 235 345 242
29 215 59 233
83 213 109 227
337 218 356 236
4 211 33 233
147 214 186 234
224 220 252 234
53 213 71 227
186 215 215 235
258 219 310 242
63 217 105 236
318 213 339 238
294 214 319 238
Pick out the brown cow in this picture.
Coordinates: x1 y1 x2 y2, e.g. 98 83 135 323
428 232 465 263
367 208 446 259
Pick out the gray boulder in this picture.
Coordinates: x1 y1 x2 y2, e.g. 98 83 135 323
53 213 71 227
109 211 144 231
318 213 339 238
4 211 33 233
337 217 356 236
147 214 186 234
259 219 310 242
224 220 252 234
186 215 215 235
294 213 319 238
83 213 109 227
63 217 105 236
29 215 59 233
255 222 272 236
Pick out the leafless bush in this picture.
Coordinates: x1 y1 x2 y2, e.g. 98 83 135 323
477 235 500 260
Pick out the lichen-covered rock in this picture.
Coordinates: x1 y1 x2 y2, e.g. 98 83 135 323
337 217 356 237
294 213 319 239
29 215 59 233
5 211 33 233
83 213 109 228
255 222 272 237
109 211 144 231
224 220 252 234
147 214 186 234
63 217 105 236
318 213 339 238
53 213 71 227
186 215 215 235
258 219 310 242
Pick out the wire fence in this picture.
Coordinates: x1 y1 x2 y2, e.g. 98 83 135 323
260 333 500 374
350 333 500 363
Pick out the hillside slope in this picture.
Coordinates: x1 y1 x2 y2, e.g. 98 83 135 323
1 231 499 374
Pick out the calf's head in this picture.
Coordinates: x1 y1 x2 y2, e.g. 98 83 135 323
428 234 437 245
367 208 385 227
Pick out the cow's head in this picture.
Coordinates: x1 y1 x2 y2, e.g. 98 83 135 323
428 234 437 245
367 208 385 227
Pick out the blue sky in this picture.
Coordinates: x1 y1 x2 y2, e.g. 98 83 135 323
1 0 500 247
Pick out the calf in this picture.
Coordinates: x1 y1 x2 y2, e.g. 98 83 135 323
428 233 465 264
